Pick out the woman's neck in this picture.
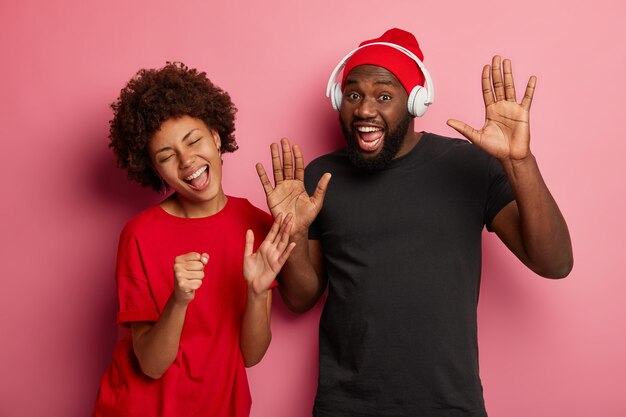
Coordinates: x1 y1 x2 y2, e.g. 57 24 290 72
160 191 228 218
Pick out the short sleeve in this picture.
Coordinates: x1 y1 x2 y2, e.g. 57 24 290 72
115 226 160 324
484 157 514 232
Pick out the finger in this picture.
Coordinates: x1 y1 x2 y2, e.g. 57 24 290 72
177 252 202 261
446 119 480 144
267 212 284 245
175 270 205 287
281 138 294 180
293 144 305 181
491 55 505 101
188 280 203 290
521 75 536 111
502 59 516 102
481 64 495 108
256 163 274 196
175 252 204 267
244 229 254 256
277 242 297 265
181 278 203 292
271 143 284 185
183 271 205 280
275 218 293 252
185 260 208 271
311 173 332 207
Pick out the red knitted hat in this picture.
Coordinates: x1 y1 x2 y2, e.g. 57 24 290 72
341 28 426 94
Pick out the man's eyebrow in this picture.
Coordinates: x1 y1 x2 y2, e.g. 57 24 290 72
155 128 200 154
344 78 396 87
374 79 395 86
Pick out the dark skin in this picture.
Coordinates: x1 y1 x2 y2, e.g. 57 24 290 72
447 56 573 278
341 65 418 167
257 56 573 313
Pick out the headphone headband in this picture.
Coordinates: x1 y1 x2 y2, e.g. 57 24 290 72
325 41 435 117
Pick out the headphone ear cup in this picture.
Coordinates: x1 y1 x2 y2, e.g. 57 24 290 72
331 83 343 111
408 86 429 117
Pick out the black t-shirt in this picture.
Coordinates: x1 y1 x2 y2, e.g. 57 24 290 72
304 133 513 417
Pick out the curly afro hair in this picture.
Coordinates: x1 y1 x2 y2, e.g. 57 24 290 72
109 62 238 192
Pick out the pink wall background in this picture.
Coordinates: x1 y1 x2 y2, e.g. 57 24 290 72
1 0 624 416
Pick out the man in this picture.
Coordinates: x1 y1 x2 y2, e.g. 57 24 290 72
257 28 573 417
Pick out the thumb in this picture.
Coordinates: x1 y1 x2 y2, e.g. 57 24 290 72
447 119 480 143
201 253 209 265
312 173 332 206
244 230 254 256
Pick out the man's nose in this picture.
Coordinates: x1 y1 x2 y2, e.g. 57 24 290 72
354 97 377 119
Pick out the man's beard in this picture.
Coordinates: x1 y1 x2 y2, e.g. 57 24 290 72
341 113 412 171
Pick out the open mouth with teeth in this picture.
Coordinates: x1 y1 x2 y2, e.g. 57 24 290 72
184 165 210 190
356 126 385 152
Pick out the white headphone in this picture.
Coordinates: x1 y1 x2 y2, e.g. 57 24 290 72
325 41 435 117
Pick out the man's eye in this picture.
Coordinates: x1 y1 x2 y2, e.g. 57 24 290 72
380 94 391 101
348 92 360 100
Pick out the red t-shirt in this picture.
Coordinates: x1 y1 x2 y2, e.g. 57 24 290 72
93 196 273 417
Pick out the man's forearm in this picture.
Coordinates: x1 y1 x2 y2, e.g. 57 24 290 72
278 237 326 313
502 154 573 277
